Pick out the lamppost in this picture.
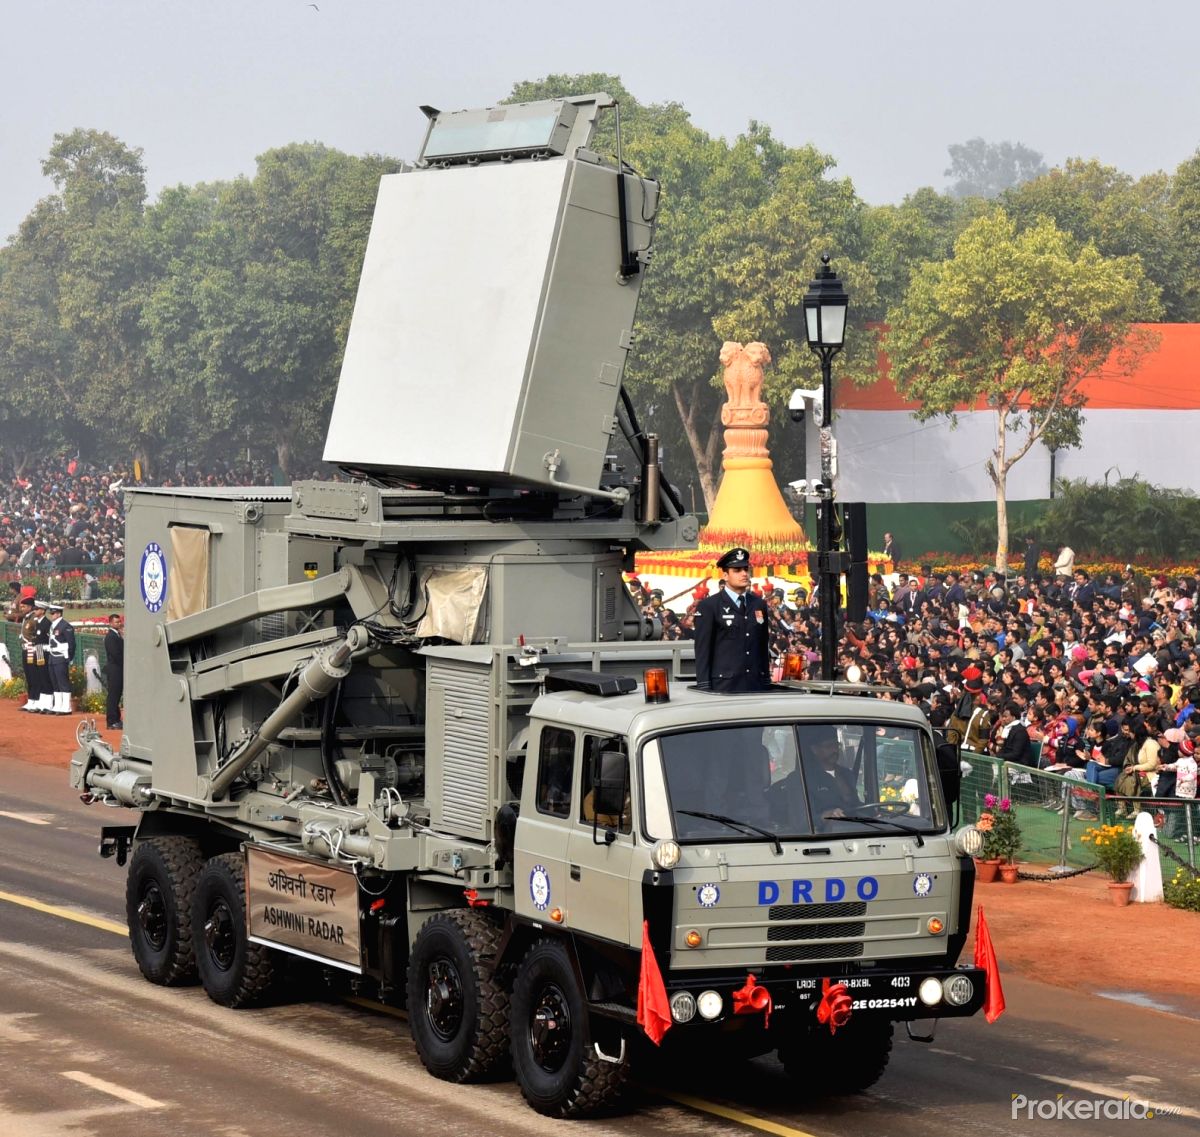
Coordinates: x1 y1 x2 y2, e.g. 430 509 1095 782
803 255 849 680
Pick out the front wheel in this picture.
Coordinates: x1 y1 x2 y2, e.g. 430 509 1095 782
406 909 510 1082
510 938 628 1117
778 1016 893 1094
191 852 276 1008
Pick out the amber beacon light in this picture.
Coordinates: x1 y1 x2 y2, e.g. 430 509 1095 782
644 668 670 703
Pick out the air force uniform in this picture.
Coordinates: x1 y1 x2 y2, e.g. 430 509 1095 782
694 548 771 693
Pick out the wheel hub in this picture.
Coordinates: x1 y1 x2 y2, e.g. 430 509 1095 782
529 983 572 1072
137 883 167 950
204 899 237 971
426 959 464 1041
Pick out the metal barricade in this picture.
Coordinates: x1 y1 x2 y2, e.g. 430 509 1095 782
958 748 1198 873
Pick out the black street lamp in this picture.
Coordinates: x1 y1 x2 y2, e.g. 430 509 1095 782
803 256 849 680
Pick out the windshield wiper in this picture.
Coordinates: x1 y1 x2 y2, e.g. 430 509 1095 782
678 809 783 856
821 811 926 847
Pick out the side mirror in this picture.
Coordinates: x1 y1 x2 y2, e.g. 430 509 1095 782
593 749 627 817
935 739 961 810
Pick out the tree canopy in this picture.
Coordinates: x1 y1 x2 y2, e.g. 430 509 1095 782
945 138 1047 199
2 83 1199 528
884 209 1161 570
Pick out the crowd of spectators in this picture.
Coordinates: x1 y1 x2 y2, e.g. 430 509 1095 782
629 554 1200 842
0 454 316 582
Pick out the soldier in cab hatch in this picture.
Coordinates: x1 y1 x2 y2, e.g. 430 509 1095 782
693 547 771 693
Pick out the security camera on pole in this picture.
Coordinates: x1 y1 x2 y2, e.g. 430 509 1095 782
797 255 849 681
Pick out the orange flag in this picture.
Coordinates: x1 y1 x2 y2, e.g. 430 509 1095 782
974 905 1006 1023
637 920 672 1045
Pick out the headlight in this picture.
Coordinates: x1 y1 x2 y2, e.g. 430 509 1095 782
696 990 723 1020
918 977 944 1006
652 840 681 870
943 974 975 1006
670 991 697 1023
955 826 984 857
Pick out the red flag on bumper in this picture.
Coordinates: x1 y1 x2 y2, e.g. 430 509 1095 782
637 920 672 1045
974 905 1006 1023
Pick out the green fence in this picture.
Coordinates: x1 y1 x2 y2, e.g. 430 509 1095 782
959 749 1197 875
1 621 110 675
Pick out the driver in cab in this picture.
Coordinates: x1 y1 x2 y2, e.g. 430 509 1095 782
799 725 861 827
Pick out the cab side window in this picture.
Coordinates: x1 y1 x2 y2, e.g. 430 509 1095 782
580 735 632 834
536 726 575 817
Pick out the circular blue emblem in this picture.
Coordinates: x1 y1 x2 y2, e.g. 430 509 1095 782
697 883 720 908
140 541 167 613
913 872 933 897
529 864 551 911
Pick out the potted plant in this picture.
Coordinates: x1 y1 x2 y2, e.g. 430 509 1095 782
978 794 1022 882
1081 823 1144 906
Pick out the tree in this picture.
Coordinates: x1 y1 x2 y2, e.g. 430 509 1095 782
945 138 1047 199
0 206 75 473
1170 148 1200 322
884 210 1160 572
141 145 399 478
1002 159 1185 319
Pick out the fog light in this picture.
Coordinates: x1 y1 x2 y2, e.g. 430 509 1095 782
697 990 723 1020
926 917 944 935
955 826 984 857
670 991 696 1023
685 929 703 948
652 840 681 870
943 974 975 1006
918 977 944 1006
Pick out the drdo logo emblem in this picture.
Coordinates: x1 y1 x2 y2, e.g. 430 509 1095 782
912 872 933 897
529 864 551 911
140 541 168 613
697 883 720 908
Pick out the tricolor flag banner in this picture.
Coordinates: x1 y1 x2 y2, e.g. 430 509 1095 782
974 905 1006 1023
835 324 1200 504
636 920 672 1045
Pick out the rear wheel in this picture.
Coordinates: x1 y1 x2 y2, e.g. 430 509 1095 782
778 1017 893 1094
510 938 629 1117
126 836 204 985
407 909 510 1082
192 852 276 1007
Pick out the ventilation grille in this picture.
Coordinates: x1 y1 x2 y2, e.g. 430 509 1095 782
767 921 866 942
769 901 866 921
429 662 492 839
766 941 864 962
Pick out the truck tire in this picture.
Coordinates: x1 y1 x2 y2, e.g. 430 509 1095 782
125 836 204 985
778 1017 893 1094
510 938 629 1117
407 909 510 1082
191 852 276 1008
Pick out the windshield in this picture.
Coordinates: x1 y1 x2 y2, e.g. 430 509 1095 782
643 721 945 843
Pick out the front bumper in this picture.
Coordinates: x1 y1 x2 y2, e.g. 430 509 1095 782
662 964 988 1025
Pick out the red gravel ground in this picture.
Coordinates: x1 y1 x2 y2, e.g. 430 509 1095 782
3 696 1196 1004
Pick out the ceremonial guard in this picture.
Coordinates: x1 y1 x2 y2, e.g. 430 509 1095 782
693 546 771 693
46 601 76 714
18 597 44 712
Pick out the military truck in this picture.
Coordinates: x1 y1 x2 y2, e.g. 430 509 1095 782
69 93 989 1118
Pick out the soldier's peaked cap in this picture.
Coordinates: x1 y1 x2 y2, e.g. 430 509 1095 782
717 547 751 570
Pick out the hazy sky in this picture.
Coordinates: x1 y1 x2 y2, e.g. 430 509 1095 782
3 0 1200 241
